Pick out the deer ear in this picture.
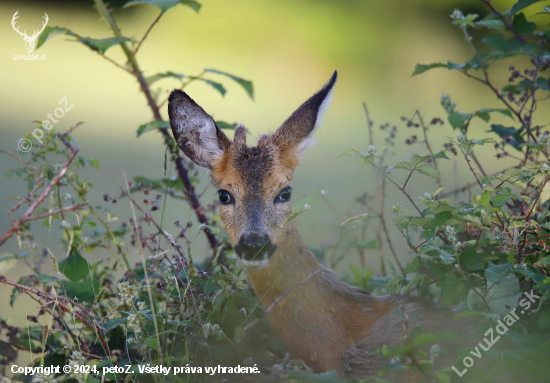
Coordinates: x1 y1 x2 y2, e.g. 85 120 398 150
168 90 230 169
271 71 337 166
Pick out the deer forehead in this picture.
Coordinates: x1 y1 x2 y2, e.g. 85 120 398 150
213 145 292 197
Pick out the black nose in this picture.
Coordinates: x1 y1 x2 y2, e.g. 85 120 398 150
235 232 276 262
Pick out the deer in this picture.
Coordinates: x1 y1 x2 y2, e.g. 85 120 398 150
12 11 49 54
168 71 478 381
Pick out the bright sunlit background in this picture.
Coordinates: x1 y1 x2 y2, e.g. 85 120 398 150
1 0 548 346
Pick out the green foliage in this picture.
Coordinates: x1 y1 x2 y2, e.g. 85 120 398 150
2 1 550 383
123 0 201 13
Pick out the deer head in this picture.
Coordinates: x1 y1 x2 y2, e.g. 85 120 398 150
168 71 336 268
12 11 49 54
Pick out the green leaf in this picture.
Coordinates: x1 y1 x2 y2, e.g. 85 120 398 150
410 151 449 168
429 211 453 230
492 193 510 206
472 137 498 145
485 262 513 283
431 150 450 159
462 246 485 270
416 163 440 180
512 13 537 34
36 27 131 54
124 0 201 13
490 124 525 149
88 157 99 169
63 276 99 302
137 121 170 137
481 190 491 207
145 71 185 86
393 161 413 171
194 78 226 96
35 274 60 283
536 77 550 91
448 112 472 130
204 69 253 99
215 121 238 130
412 63 446 76
80 37 132 54
476 19 505 31
37 27 74 50
59 248 90 281
482 35 522 52
441 273 464 304
339 149 361 158
509 0 545 15
487 274 522 316
142 336 159 351
540 183 550 205
474 108 514 123
103 317 126 332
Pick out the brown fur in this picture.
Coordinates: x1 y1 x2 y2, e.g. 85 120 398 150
168 72 477 381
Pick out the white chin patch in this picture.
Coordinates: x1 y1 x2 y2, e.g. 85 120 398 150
241 257 269 270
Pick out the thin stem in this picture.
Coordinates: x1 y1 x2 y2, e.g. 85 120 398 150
363 102 374 145
376 175 387 276
379 208 404 274
134 11 163 56
0 147 80 247
122 172 163 357
415 110 443 188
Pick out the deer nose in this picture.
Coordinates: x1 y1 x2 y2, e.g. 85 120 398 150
237 232 275 262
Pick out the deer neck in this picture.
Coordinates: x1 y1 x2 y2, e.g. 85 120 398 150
246 220 322 307
244 221 355 372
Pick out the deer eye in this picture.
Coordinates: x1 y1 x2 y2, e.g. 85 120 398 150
218 190 234 205
275 187 291 203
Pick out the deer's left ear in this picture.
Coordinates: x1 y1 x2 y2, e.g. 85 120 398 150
271 71 337 167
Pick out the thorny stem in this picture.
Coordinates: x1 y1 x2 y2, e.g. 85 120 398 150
459 143 506 230
458 23 546 156
479 0 527 43
93 0 218 253
0 146 80 247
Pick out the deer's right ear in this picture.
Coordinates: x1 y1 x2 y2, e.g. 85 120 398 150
168 90 231 169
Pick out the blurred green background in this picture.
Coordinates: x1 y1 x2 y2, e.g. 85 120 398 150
1 0 546 343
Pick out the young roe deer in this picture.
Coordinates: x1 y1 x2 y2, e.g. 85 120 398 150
168 71 475 380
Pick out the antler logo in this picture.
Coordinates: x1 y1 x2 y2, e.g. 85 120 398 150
11 11 48 54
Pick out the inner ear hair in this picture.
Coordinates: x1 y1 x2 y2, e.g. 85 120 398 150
168 90 230 169
272 71 337 158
